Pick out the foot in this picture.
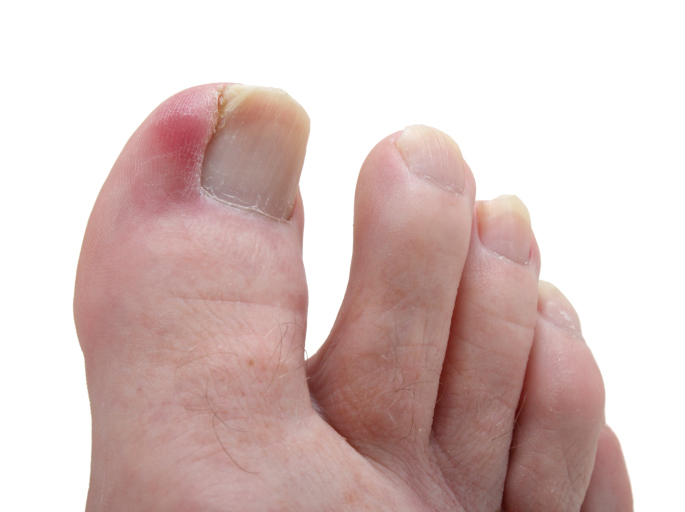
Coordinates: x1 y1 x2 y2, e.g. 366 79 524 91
75 84 632 511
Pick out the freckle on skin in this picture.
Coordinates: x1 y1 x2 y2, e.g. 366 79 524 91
248 359 255 367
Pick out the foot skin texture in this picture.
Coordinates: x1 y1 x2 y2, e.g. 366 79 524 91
75 84 633 512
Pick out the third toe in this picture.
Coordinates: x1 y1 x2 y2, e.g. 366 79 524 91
431 195 541 510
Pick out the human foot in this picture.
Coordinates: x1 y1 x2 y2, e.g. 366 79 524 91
75 84 632 511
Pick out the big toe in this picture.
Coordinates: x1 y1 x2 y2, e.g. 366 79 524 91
75 84 313 507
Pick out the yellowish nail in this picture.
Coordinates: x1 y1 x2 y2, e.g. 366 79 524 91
201 84 310 220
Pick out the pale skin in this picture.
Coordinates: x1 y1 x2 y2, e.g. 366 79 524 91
75 84 633 511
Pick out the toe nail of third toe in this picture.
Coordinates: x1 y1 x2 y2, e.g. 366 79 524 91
477 195 532 265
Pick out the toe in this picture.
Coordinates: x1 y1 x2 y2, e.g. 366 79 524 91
307 126 475 483
75 84 314 504
430 195 540 509
580 425 634 512
503 282 605 512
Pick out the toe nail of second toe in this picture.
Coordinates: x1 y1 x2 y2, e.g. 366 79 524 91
395 125 466 193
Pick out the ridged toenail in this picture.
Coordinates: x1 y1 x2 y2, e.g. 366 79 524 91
395 125 465 193
537 281 583 339
201 84 310 220
477 195 532 265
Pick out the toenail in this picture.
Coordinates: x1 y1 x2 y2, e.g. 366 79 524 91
201 84 310 220
477 195 532 265
537 281 583 339
395 125 465 193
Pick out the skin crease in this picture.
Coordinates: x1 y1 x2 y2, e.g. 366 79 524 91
75 83 633 511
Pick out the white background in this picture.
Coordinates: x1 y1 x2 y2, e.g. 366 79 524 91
2 0 683 509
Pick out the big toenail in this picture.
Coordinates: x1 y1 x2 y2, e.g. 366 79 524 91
395 125 465 193
201 84 310 220
477 195 532 265
537 281 583 339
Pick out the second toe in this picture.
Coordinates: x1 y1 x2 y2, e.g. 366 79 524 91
307 125 476 504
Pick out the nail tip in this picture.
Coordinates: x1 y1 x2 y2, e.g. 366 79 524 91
217 83 310 126
479 196 531 226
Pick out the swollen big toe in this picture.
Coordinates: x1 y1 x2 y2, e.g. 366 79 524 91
76 84 308 509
